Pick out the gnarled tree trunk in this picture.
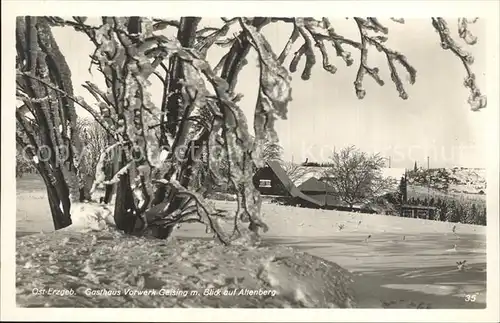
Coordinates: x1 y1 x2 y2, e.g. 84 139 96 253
16 16 83 230
149 17 203 239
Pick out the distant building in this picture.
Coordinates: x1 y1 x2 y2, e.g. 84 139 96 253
253 161 381 213
252 160 323 208
298 177 334 194
298 177 341 207
297 177 375 213
253 162 289 197
401 204 438 219
294 166 328 187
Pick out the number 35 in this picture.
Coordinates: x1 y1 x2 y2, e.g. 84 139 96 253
465 294 477 302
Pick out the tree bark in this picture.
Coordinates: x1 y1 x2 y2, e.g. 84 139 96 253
102 140 118 204
45 181 72 229
38 167 72 229
152 17 269 240
16 17 82 230
150 17 202 239
113 165 140 233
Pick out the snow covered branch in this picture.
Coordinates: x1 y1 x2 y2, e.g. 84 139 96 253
432 17 486 111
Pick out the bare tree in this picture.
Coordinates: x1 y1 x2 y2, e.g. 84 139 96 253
255 138 284 163
282 161 307 184
16 16 486 244
75 118 108 200
322 146 391 210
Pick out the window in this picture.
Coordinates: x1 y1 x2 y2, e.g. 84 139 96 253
259 179 272 188
127 17 142 35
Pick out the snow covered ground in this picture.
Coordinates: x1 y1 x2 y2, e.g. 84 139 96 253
15 175 487 308
175 200 486 308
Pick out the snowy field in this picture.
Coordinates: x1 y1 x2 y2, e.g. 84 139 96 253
16 175 487 308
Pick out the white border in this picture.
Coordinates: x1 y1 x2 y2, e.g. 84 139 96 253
2 1 499 322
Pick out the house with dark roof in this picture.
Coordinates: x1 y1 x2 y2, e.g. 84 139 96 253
253 161 379 213
294 166 327 187
297 177 341 207
252 160 323 208
296 176 374 212
297 177 333 194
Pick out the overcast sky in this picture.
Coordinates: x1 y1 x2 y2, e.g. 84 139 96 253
51 17 488 169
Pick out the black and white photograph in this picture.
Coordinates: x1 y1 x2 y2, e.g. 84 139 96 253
2 1 499 322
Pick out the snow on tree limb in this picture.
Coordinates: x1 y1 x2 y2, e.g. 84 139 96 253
353 17 416 100
432 17 486 111
239 18 293 167
90 142 122 194
21 16 486 242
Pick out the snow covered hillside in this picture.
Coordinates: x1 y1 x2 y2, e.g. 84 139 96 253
408 167 487 195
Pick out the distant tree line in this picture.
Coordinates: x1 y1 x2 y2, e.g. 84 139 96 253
395 175 486 225
405 196 486 225
300 161 335 167
406 167 462 191
16 145 37 177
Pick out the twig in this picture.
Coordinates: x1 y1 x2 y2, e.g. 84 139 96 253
277 25 299 64
152 19 180 31
195 22 234 58
294 19 316 80
365 35 416 99
432 17 486 111
353 18 380 99
353 17 416 100
18 71 116 137
153 178 229 245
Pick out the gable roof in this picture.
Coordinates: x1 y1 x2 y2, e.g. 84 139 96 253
265 160 323 206
298 177 335 193
295 166 407 184
294 166 326 186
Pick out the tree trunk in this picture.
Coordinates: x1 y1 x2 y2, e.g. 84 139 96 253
149 17 202 239
16 17 83 230
97 17 202 239
114 172 140 233
102 145 118 204
79 174 94 201
152 17 268 240
113 148 142 233
39 170 72 230
45 184 72 230
113 17 266 240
